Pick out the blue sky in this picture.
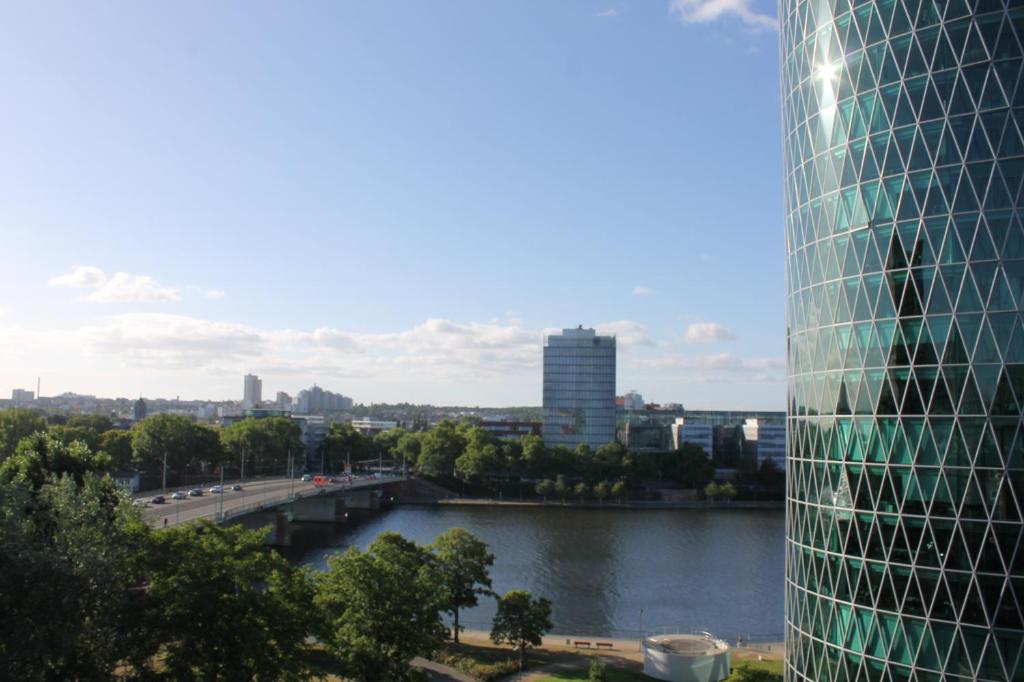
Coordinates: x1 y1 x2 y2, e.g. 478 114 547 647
0 0 785 408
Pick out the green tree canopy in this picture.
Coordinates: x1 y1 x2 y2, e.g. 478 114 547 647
611 480 628 502
65 414 114 435
145 521 316 681
416 420 465 478
221 417 301 476
573 481 589 501
0 433 111 490
315 532 446 681
133 414 224 476
520 434 550 476
431 528 494 643
554 474 569 501
490 590 553 670
319 422 373 473
100 429 135 471
593 480 610 503
454 428 502 482
704 482 720 499
0 408 47 462
0 474 153 681
720 481 738 501
535 479 554 500
673 443 716 488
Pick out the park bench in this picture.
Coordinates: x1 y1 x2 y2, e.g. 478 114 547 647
573 641 591 648
595 642 614 650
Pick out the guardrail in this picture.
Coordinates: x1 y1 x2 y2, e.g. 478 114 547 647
212 477 405 524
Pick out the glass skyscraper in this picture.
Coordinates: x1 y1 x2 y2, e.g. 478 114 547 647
542 327 616 450
781 1 1024 680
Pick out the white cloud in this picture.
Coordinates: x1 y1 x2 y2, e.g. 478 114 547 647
635 352 784 384
633 285 657 296
597 8 619 17
700 253 714 262
669 0 777 31
49 265 180 303
596 320 654 348
685 322 737 343
205 289 227 299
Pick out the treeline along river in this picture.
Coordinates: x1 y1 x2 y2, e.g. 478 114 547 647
290 505 785 640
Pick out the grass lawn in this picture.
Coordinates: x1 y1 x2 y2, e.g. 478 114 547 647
728 659 785 678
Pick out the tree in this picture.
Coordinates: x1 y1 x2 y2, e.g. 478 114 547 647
65 414 114 434
222 417 300 476
100 429 135 471
145 521 316 681
720 481 738 502
417 421 466 478
373 427 407 460
611 480 627 502
316 532 446 681
0 408 47 462
594 480 610 504
490 590 553 671
396 433 421 473
431 528 494 643
593 441 629 480
319 422 372 473
573 481 589 502
589 658 609 682
535 479 554 501
520 434 549 476
704 482 720 500
554 474 569 502
0 474 154 680
0 433 111 490
674 443 716 488
133 414 222 479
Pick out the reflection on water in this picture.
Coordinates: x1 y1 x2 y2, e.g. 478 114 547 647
291 505 784 639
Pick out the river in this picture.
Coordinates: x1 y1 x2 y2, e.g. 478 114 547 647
291 504 785 640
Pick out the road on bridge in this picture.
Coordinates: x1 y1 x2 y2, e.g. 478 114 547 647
137 475 397 528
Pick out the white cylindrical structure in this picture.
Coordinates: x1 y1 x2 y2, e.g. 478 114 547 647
642 633 731 682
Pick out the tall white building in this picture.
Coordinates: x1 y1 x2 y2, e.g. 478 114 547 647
542 326 616 450
670 418 713 458
242 374 262 409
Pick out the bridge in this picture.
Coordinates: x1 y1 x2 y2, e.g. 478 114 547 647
138 475 405 532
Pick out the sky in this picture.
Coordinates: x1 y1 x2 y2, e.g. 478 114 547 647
0 0 786 409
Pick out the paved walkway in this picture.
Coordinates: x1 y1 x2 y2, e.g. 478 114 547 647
411 656 481 682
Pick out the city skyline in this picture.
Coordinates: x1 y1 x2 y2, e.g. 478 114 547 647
0 1 785 409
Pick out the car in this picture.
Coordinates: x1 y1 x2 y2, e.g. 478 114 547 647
171 491 187 500
132 498 148 507
209 485 224 494
150 495 166 504
188 488 203 497
231 484 242 491
301 474 313 482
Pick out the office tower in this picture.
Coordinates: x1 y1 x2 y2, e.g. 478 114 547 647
781 1 1024 679
242 373 262 409
133 397 147 422
542 326 616 449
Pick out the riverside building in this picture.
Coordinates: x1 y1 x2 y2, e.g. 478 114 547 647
781 1 1024 680
542 326 616 450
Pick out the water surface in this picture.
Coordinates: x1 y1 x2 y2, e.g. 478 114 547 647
293 505 785 639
